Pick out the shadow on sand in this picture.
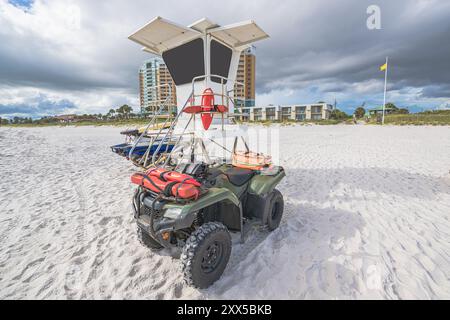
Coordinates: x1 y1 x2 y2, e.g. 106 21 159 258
283 166 450 202
203 167 450 298
206 201 370 298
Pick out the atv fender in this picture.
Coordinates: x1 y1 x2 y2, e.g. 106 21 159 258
172 187 240 230
248 167 285 195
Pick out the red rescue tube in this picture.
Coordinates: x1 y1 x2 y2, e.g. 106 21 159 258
201 88 214 130
146 167 201 187
183 105 203 114
215 105 228 113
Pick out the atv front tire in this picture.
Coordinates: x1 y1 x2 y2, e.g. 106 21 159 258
181 222 231 288
267 189 284 231
137 226 163 250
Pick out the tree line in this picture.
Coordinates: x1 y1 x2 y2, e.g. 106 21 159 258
330 102 410 120
0 104 144 125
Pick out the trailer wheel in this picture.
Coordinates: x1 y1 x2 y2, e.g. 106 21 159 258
137 226 163 250
181 222 231 288
267 189 284 231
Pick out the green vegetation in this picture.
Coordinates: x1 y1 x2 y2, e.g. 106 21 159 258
382 110 450 125
365 103 450 125
354 107 366 119
0 104 176 127
1 117 170 128
2 102 449 127
307 119 344 125
250 119 346 126
384 102 409 114
330 109 350 120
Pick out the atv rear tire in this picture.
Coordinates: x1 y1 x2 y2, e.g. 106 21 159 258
267 189 284 231
181 222 231 288
137 226 163 250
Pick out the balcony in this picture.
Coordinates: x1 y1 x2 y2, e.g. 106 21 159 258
266 107 276 120
281 107 291 121
253 108 262 121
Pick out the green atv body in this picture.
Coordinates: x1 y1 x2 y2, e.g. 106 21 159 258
132 163 285 288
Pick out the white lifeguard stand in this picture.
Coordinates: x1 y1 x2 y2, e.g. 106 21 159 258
129 17 268 116
128 17 269 166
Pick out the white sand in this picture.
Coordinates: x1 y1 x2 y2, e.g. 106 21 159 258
0 125 449 299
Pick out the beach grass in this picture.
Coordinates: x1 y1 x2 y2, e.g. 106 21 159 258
382 113 450 125
3 112 450 127
0 118 166 128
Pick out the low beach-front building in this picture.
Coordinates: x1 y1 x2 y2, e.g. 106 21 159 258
240 103 333 122
54 114 78 123
368 106 397 116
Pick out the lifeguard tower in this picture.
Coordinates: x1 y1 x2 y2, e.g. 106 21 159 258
127 17 269 166
129 17 268 114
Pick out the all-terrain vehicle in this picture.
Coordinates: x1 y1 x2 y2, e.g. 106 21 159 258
127 17 285 288
131 141 285 288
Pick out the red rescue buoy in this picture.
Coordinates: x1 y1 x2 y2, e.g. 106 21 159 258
201 88 214 130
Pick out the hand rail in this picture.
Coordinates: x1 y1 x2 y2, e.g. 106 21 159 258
149 74 245 168
128 83 173 160
152 91 194 165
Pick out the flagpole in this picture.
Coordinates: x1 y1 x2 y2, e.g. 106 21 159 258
382 56 388 125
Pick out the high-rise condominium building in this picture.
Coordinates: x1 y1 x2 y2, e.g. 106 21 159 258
139 58 176 114
234 46 256 108
139 49 255 113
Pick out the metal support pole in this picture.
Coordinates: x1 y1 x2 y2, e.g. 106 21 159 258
382 56 388 125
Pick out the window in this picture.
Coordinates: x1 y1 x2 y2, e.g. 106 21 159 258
266 107 276 120
296 106 306 113
281 107 291 120
162 38 205 85
210 40 232 84
253 108 262 121
311 105 322 114
281 107 291 114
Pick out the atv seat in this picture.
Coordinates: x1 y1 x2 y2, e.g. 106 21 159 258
224 167 255 186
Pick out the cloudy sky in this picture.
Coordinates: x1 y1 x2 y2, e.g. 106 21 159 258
1 0 449 118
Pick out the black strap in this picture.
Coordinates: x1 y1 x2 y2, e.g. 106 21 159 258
142 174 163 193
134 172 147 185
174 177 191 198
163 181 177 197
159 170 170 182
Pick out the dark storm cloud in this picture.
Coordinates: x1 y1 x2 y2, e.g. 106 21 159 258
420 85 450 98
0 0 449 115
255 0 450 96
0 94 75 117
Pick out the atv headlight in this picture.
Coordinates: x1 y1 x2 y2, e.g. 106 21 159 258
164 207 183 219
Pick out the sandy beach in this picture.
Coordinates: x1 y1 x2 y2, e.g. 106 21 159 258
0 125 449 299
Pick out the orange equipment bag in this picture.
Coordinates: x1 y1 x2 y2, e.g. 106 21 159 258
232 151 272 170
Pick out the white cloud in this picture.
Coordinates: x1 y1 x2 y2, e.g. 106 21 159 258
0 0 449 117
0 84 138 117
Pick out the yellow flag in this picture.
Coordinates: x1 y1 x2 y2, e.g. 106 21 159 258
380 63 387 71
